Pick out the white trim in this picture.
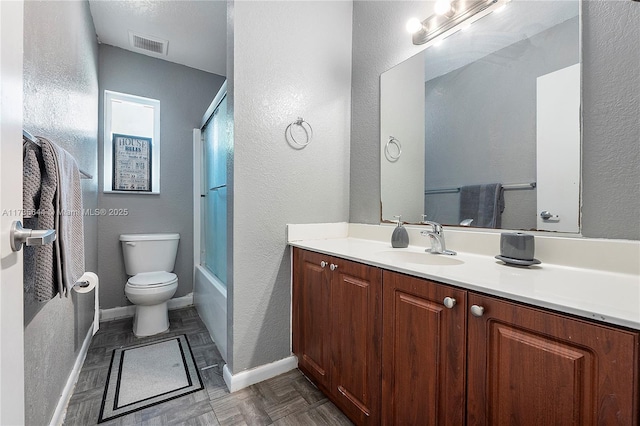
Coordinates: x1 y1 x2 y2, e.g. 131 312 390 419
100 305 136 322
100 293 194 322
50 324 94 426
222 356 298 393
168 293 194 310
193 128 202 269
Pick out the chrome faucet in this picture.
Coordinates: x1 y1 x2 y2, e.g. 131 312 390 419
420 221 457 256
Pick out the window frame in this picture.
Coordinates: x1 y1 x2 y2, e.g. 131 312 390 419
103 90 161 194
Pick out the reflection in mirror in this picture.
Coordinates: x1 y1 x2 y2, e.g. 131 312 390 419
380 0 581 233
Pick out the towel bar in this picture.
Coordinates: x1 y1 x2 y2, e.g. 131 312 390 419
425 182 536 195
22 130 93 179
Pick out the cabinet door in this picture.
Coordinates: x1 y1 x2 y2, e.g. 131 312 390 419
330 258 383 425
292 248 332 390
467 293 639 426
382 271 467 426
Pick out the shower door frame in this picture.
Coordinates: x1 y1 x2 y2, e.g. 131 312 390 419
193 81 228 275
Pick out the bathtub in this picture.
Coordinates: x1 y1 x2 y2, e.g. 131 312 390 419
194 265 227 362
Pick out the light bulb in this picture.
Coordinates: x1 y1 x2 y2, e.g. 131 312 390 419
406 18 423 34
434 0 452 16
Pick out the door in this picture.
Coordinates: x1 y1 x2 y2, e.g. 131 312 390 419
382 271 466 426
0 1 26 424
536 63 581 232
292 248 332 390
331 258 382 425
200 84 228 285
467 293 639 425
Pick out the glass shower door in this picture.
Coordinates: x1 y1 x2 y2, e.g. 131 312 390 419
202 93 228 285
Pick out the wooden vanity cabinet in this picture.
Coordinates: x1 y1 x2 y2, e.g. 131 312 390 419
293 248 639 425
292 248 383 425
382 271 467 426
467 292 640 426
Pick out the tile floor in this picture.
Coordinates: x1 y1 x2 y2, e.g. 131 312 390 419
63 307 352 426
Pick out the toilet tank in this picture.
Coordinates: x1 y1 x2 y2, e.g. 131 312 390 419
120 233 180 275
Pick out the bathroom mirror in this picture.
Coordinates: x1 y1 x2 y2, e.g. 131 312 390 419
380 0 581 233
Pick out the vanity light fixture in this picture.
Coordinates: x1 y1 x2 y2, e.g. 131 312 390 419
408 0 510 46
434 0 454 16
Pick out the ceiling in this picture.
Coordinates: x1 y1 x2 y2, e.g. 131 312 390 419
88 0 227 77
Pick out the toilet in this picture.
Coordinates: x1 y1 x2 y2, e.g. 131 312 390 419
120 233 180 337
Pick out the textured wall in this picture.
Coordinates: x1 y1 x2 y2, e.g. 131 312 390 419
228 0 353 373
581 0 640 239
22 2 99 425
97 45 225 309
351 0 640 240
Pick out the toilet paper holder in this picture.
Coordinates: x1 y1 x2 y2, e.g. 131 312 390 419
75 280 91 288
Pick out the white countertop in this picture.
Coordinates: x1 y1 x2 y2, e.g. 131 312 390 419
288 224 640 331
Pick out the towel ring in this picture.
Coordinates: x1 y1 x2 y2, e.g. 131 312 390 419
285 117 313 148
385 136 402 162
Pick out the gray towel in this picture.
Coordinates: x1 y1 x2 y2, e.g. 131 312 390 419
23 140 58 301
44 138 85 296
459 183 505 228
22 137 85 300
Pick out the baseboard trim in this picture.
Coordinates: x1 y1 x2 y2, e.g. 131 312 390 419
100 293 194 322
168 292 193 310
49 324 94 426
222 355 298 393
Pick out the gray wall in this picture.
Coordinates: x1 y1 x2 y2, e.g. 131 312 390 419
581 0 640 239
97 45 225 309
424 18 578 230
350 0 640 240
22 2 98 425
228 0 353 373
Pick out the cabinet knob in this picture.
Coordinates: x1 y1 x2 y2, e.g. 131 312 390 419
443 297 456 309
320 261 328 268
470 304 485 317
330 263 338 271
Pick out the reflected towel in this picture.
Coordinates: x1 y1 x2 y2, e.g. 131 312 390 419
459 183 505 228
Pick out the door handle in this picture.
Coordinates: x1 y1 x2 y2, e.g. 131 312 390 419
540 210 559 221
10 220 56 252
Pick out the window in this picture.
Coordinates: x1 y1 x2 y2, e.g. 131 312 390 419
103 90 160 194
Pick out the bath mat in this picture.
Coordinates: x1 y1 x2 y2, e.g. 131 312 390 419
98 334 203 423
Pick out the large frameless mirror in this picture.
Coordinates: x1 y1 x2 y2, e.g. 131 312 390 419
380 0 581 233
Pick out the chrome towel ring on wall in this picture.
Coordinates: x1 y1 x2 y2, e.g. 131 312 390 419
285 117 313 148
385 136 402 162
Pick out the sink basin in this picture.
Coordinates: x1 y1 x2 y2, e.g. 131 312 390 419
374 250 464 266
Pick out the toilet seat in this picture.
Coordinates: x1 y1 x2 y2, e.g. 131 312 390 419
127 271 177 288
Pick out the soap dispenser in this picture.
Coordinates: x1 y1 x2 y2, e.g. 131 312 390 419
391 215 409 248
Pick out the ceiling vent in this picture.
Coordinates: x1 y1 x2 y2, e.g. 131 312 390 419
128 31 169 55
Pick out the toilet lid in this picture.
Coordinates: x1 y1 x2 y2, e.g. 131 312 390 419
128 271 177 288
